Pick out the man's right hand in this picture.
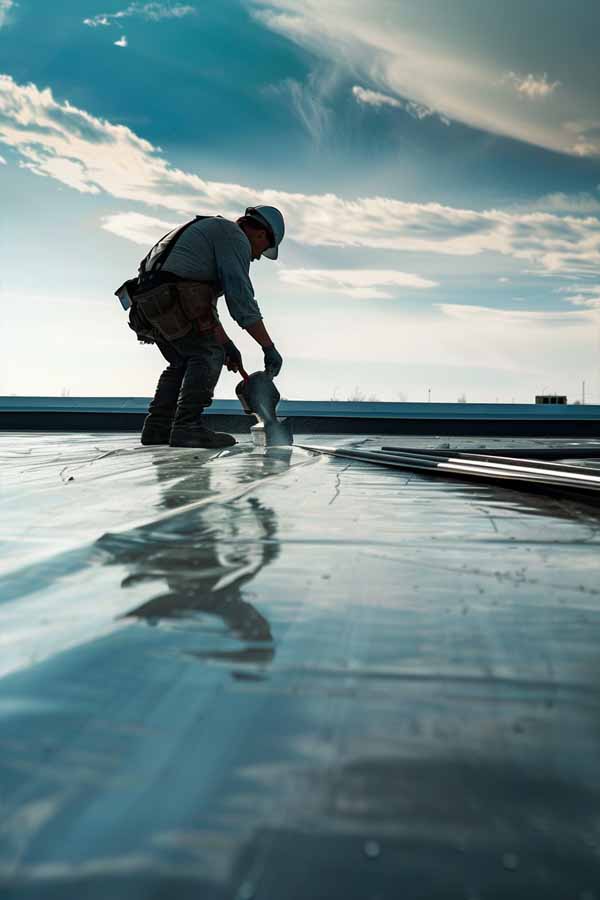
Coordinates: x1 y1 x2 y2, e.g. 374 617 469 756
263 344 283 377
223 338 244 373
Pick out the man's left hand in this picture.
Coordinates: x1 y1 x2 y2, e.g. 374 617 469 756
223 338 244 373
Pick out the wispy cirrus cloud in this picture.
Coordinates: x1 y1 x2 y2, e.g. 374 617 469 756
251 7 314 40
2 74 600 279
564 120 600 158
251 1 600 157
438 303 590 325
511 190 600 216
432 303 599 378
279 268 437 299
0 0 14 27
502 72 560 99
558 284 600 309
83 2 195 27
281 301 599 384
265 71 335 143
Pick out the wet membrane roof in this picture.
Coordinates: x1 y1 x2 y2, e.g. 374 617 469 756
2 431 600 898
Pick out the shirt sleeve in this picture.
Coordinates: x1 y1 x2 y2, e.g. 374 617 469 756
214 226 263 328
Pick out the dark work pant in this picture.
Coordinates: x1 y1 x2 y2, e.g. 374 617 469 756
145 331 225 435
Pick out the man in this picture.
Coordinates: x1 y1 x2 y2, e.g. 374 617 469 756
126 206 285 449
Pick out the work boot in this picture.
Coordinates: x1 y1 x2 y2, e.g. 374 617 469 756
140 420 171 445
170 424 236 449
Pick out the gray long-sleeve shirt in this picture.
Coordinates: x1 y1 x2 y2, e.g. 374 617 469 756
162 216 262 328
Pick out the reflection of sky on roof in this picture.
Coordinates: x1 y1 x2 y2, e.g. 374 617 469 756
1 431 600 895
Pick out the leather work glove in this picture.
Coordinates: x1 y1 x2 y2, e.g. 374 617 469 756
223 338 243 373
263 344 283 377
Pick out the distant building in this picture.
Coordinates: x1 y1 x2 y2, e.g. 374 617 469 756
535 394 567 405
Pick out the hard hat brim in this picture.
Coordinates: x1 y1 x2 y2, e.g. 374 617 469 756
262 245 278 260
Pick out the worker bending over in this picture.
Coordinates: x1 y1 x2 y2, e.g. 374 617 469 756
118 206 284 449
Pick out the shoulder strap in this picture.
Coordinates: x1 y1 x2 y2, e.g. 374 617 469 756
137 215 210 284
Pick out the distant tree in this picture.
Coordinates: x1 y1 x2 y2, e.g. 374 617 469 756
60 387 71 397
457 393 467 403
347 387 379 402
329 387 380 402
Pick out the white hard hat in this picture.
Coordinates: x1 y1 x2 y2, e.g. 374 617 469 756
245 205 285 259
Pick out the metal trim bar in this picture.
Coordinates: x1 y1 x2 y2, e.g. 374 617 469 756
381 445 600 461
299 445 600 505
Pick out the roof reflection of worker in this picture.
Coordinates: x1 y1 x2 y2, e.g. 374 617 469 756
104 448 292 666
125 495 277 663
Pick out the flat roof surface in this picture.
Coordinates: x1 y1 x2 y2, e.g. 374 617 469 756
2 432 600 898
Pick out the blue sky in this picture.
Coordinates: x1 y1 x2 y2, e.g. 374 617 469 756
1 0 599 402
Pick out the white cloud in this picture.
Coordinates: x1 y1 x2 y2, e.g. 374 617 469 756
352 86 402 109
21 156 101 193
251 1 599 157
404 100 448 123
102 211 175 244
563 119 600 158
0 0 14 28
498 277 510 283
84 15 111 26
252 8 314 40
503 72 560 99
352 84 449 124
0 153 6 164
559 284 600 309
557 286 600 295
514 191 600 216
114 35 128 47
279 268 437 298
1 75 600 278
84 3 195 27
573 140 599 157
569 296 600 309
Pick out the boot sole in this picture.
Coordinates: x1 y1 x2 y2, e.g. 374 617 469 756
169 437 236 449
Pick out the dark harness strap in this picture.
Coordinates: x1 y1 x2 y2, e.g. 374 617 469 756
136 215 209 293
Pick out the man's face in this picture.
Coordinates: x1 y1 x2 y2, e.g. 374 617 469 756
248 228 272 261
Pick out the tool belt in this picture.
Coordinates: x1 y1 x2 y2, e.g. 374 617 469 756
129 280 219 343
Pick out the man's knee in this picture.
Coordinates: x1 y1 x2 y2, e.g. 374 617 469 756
193 344 224 385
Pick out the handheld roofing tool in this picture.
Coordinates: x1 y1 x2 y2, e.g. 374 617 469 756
236 369 293 446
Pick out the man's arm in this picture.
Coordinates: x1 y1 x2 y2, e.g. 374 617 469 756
215 228 263 328
245 320 283 376
213 224 283 374
244 319 275 348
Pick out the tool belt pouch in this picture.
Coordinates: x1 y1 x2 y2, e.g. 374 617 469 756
176 282 219 335
128 301 156 344
134 283 192 340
